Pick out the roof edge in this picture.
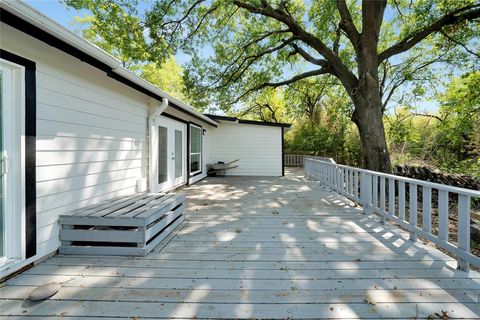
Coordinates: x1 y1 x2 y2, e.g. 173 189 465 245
205 114 291 128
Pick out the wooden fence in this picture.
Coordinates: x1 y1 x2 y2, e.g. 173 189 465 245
304 157 480 271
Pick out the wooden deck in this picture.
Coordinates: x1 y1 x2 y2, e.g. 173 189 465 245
1 169 480 319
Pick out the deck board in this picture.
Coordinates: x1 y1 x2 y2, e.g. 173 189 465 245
1 168 479 319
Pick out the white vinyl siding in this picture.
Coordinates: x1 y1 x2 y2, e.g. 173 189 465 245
208 121 282 176
0 22 149 272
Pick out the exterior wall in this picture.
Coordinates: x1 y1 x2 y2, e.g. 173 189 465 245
163 107 216 184
208 121 283 176
1 22 149 272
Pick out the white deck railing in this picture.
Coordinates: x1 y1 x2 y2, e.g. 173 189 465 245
284 154 305 167
304 157 480 270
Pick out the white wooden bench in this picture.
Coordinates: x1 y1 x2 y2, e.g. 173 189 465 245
59 192 185 256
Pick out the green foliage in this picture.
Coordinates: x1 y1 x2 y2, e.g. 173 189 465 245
141 57 187 101
63 0 480 173
385 71 480 178
284 80 362 166
65 0 164 67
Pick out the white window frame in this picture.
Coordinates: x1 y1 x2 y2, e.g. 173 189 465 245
0 59 26 266
189 124 202 176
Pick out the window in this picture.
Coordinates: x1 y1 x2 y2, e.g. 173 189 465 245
189 124 202 175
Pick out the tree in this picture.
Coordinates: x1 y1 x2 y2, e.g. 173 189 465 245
141 57 188 101
238 88 289 123
65 0 480 172
69 6 188 101
436 71 480 175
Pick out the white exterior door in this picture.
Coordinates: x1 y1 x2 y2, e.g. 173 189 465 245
0 59 25 266
151 116 186 192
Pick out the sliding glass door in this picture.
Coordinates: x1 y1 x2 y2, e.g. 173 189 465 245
0 59 24 265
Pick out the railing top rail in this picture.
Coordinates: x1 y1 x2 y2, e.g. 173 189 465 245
304 157 480 198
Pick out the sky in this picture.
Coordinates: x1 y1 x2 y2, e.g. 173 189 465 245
25 0 442 113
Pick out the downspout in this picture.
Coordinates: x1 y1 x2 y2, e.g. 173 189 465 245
148 97 169 193
149 97 169 123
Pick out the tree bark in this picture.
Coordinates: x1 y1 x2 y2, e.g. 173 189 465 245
352 91 392 173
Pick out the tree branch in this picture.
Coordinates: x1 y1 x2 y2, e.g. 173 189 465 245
379 4 480 62
214 37 296 89
440 30 480 59
336 0 360 49
288 42 329 66
236 68 332 101
412 112 444 122
232 0 358 92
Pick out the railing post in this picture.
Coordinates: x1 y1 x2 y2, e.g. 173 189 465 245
422 187 432 233
353 171 359 203
438 190 449 242
409 183 418 241
398 181 406 220
457 194 471 271
360 172 372 215
379 177 386 224
388 178 395 216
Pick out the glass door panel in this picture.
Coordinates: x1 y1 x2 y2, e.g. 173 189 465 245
174 129 183 179
157 126 168 184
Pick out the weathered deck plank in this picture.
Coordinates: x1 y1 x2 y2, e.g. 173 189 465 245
1 169 479 319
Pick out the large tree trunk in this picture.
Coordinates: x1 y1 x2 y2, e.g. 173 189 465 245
352 91 392 173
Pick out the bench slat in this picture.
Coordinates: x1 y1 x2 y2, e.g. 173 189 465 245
66 193 144 216
88 194 155 217
120 194 177 218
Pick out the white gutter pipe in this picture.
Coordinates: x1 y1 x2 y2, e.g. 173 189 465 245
149 97 169 122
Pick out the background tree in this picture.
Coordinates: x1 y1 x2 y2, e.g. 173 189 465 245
70 3 188 101
65 0 480 172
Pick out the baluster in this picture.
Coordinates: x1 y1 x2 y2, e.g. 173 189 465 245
380 176 386 224
457 194 471 271
354 171 359 202
372 175 378 209
398 181 406 220
340 168 344 193
330 165 334 189
422 187 432 233
361 173 372 215
438 190 449 242
409 183 418 241
349 169 354 197
321 163 325 185
389 178 395 215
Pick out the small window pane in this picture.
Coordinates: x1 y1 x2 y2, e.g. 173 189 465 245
190 154 200 173
190 126 202 153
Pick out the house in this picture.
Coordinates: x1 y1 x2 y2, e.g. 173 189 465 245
0 1 290 278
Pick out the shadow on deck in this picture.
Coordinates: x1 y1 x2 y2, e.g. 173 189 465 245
1 168 479 319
